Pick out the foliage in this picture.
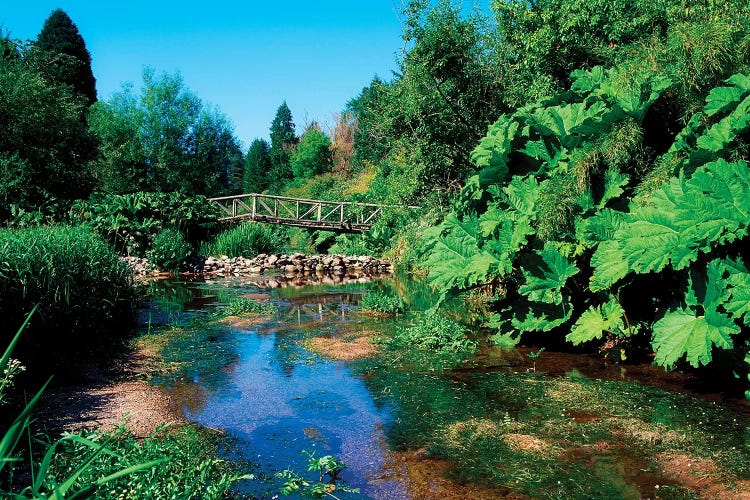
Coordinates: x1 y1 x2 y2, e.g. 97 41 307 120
388 312 477 353
201 222 286 258
34 8 97 105
0 45 95 220
222 297 276 317
0 225 134 355
43 425 248 499
290 125 332 180
360 291 403 314
276 450 358 499
147 228 192 272
70 191 217 256
243 138 272 193
89 68 242 196
421 65 750 380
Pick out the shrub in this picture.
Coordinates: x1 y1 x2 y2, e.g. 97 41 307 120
360 291 403 314
0 225 134 355
147 228 192 271
390 313 477 353
70 191 218 256
201 222 284 258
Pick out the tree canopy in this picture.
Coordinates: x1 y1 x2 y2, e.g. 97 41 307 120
89 69 242 196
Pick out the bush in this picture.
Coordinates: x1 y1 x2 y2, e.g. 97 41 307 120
360 291 403 314
70 192 218 256
390 313 477 353
147 228 192 271
201 222 284 258
0 225 134 355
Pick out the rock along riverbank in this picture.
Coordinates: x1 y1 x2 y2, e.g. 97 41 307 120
123 253 394 280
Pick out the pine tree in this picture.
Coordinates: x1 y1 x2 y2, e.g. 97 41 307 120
243 138 271 193
268 101 296 192
35 9 97 105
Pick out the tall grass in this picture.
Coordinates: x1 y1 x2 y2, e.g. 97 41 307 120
0 225 134 359
200 222 285 258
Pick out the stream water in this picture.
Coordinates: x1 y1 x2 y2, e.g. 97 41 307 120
142 277 750 499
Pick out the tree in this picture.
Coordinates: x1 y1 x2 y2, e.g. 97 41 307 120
89 69 241 196
243 139 271 193
290 124 332 180
34 9 97 105
87 85 147 194
268 101 296 192
345 77 395 168
0 54 95 219
330 112 356 173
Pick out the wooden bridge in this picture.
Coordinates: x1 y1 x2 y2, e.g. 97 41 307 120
209 193 417 233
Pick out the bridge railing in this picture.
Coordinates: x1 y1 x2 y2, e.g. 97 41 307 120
208 193 415 231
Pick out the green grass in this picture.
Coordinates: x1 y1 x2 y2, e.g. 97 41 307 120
43 424 251 499
201 223 285 258
0 225 134 358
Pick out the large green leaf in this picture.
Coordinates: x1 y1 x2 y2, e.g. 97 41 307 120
719 258 750 326
652 308 738 368
567 297 625 345
424 213 505 303
614 159 750 274
518 243 579 305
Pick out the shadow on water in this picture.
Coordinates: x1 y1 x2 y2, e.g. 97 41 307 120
141 275 750 499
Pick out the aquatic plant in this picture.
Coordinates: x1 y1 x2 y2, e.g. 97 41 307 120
276 450 359 499
359 291 403 314
389 312 477 353
222 297 277 317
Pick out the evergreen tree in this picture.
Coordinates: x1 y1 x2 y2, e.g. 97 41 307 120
243 138 271 193
268 101 296 192
35 9 97 105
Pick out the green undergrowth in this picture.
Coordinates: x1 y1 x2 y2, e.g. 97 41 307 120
359 290 403 315
221 297 277 317
355 347 750 499
384 312 478 353
0 225 134 366
44 424 252 499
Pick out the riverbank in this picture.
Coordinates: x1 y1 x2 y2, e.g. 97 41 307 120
36 337 184 439
123 253 393 278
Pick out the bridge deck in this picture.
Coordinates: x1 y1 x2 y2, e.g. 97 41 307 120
209 193 416 233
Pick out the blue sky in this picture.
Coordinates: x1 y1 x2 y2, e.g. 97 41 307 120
1 1 411 148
